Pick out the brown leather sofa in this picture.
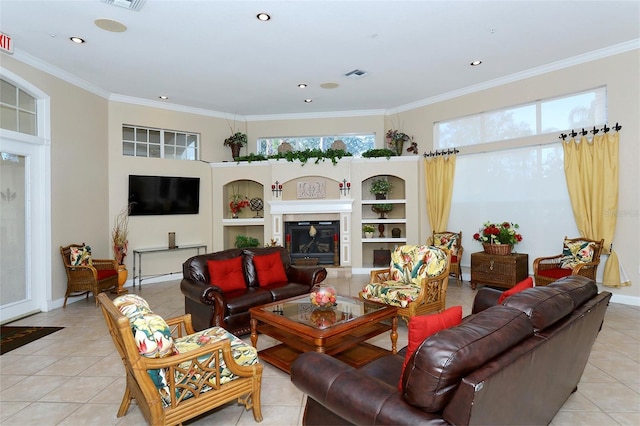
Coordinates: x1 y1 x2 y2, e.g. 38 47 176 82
291 276 611 425
181 246 327 336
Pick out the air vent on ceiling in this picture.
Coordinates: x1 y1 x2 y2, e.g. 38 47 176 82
344 69 368 79
102 0 146 12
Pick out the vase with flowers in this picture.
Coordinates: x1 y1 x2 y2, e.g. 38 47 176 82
112 205 130 294
473 221 523 255
385 129 417 156
229 192 250 218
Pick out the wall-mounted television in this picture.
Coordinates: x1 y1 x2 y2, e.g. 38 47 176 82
128 175 200 216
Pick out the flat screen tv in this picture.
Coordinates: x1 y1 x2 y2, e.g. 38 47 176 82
128 175 200 216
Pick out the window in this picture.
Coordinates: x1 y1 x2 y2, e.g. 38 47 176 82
0 78 37 135
435 87 607 149
122 125 199 160
257 134 375 157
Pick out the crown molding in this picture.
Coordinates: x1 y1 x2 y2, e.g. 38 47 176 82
8 39 639 121
392 39 640 113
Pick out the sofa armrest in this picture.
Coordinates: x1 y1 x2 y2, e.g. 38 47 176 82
180 278 224 305
471 287 504 314
286 265 327 288
291 352 437 425
180 278 227 331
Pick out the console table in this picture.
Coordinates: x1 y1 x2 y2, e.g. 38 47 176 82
470 252 528 290
132 244 207 289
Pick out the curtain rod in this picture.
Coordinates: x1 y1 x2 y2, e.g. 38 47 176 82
558 122 622 141
423 148 459 158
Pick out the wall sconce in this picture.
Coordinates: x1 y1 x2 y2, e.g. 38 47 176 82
272 180 283 197
339 179 351 196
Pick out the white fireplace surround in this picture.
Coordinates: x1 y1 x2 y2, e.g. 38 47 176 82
269 199 354 266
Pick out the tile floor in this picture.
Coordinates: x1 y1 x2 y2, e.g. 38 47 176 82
1 276 639 425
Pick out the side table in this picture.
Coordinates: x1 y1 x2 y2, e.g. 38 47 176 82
470 252 528 290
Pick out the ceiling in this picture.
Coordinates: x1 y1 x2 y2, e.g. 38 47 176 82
1 0 638 118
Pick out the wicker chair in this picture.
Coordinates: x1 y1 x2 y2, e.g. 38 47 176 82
60 243 118 307
360 245 451 323
430 231 463 286
97 293 263 425
533 236 604 286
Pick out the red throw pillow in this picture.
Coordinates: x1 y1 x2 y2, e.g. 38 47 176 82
498 276 534 304
207 257 246 292
253 251 288 287
399 305 463 390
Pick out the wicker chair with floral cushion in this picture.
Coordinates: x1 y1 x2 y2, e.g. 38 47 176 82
60 243 118 307
98 293 263 425
533 236 604 287
360 245 451 323
430 231 463 286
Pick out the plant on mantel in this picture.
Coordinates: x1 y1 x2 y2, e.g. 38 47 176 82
234 148 352 166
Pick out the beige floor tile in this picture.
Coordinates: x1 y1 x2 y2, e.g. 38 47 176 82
0 401 30 421
34 355 103 376
1 401 82 425
550 410 617 425
579 382 640 412
57 402 122 425
608 411 640 426
39 375 115 403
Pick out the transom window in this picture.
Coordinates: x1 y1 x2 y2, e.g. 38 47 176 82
122 125 199 160
0 78 37 135
435 87 607 149
257 134 375 157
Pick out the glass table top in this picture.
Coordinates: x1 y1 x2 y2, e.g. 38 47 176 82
264 295 387 330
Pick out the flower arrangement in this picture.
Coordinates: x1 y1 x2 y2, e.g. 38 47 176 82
385 129 418 155
473 221 523 245
112 205 129 265
229 192 249 216
223 131 248 148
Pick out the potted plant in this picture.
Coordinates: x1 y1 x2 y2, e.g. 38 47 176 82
473 221 523 255
369 178 393 199
112 205 130 294
372 203 394 219
385 129 416 156
363 224 376 238
234 234 260 248
224 131 248 160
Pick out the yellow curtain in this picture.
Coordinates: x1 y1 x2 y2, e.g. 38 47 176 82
563 132 629 287
424 155 456 233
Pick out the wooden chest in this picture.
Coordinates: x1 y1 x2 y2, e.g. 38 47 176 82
470 252 529 290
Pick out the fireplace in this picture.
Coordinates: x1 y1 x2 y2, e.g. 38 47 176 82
285 221 339 265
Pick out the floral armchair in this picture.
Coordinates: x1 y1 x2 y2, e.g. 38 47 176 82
533 236 604 286
360 245 451 323
430 231 463 286
98 293 263 425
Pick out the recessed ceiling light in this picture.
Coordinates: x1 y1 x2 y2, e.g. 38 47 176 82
69 36 85 44
257 13 271 21
304 99 313 103
470 60 482 66
320 82 339 89
159 95 168 100
298 83 307 88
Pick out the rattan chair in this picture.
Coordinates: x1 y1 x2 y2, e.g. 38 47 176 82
533 236 604 286
60 243 118 307
360 245 451 323
430 231 463 286
97 293 263 425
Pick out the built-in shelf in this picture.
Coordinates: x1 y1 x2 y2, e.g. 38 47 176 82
222 218 265 226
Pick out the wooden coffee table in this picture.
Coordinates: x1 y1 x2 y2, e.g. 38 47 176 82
249 294 398 373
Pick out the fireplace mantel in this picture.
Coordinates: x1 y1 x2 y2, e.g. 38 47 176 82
268 199 354 214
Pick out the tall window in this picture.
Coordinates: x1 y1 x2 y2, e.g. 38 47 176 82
257 133 375 157
122 125 199 160
435 87 607 149
0 78 37 135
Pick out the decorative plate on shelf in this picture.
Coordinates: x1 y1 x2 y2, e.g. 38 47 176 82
249 197 264 217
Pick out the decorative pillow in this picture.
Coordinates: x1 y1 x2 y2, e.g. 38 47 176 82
207 257 246 292
433 233 459 256
389 245 447 284
498 277 534 304
399 306 463 390
70 245 92 266
560 239 595 269
252 251 288 287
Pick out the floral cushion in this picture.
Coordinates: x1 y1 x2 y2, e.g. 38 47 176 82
70 245 92 266
433 232 460 257
361 245 448 308
560 239 596 269
113 294 258 408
